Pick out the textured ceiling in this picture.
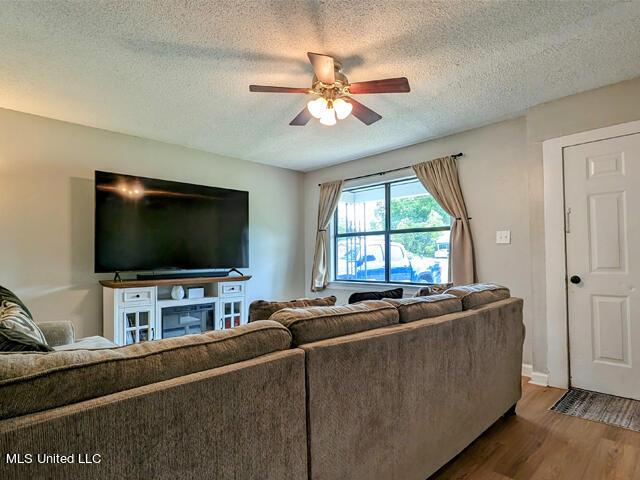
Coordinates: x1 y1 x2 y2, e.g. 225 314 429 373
1 1 640 171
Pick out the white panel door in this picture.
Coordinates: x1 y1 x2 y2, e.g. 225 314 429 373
564 133 640 399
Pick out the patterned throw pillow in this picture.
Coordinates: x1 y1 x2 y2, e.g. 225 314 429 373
414 283 454 297
0 327 53 352
0 286 48 345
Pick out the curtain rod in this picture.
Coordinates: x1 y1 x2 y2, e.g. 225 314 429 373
318 153 463 186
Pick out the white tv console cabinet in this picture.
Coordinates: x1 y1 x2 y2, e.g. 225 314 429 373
100 275 251 346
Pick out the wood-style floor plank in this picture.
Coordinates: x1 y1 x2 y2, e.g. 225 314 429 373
431 378 640 480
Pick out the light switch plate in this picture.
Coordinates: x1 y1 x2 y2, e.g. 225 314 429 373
496 230 511 244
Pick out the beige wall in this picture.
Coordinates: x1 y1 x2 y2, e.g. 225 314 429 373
0 108 305 338
303 117 535 365
303 76 640 372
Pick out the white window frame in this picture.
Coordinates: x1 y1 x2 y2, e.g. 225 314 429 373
331 175 451 287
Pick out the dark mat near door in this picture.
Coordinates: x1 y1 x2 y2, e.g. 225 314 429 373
551 388 640 432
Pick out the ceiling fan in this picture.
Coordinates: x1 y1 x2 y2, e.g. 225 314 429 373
249 52 410 127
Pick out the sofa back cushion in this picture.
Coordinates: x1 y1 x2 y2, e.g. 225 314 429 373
384 294 462 323
444 283 510 309
348 288 403 304
0 320 291 420
248 296 337 322
269 300 399 346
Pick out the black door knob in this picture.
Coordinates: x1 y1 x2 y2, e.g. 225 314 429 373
570 275 581 285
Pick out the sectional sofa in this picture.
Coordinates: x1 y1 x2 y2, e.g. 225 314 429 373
0 283 524 480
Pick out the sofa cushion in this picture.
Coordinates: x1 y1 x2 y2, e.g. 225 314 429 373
248 295 337 322
444 283 511 309
413 283 454 297
0 286 47 345
0 327 53 352
348 288 403 304
269 300 399 346
0 320 291 420
384 294 462 323
53 335 118 351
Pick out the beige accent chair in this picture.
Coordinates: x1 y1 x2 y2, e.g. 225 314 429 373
38 320 116 350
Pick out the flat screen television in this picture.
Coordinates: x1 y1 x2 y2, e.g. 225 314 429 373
94 171 249 273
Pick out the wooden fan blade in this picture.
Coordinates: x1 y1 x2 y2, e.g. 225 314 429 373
349 98 382 125
307 52 335 84
250 85 310 93
348 77 410 94
289 107 312 126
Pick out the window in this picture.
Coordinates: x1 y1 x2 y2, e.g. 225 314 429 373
334 177 451 285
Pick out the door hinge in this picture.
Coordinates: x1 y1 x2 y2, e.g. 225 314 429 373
565 207 572 234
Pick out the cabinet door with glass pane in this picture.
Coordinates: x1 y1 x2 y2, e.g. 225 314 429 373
122 307 155 345
218 299 245 330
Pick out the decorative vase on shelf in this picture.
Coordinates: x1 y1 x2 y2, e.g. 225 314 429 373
171 285 185 300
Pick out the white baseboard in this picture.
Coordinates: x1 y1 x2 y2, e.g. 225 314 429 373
529 371 549 387
522 363 549 387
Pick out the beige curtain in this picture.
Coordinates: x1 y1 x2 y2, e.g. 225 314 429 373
412 156 476 285
311 180 344 291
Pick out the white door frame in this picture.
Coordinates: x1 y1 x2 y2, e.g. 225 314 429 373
543 119 640 388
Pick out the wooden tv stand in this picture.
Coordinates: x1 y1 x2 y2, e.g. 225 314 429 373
100 275 252 346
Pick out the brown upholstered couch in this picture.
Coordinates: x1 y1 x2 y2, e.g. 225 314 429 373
0 321 308 480
0 283 523 480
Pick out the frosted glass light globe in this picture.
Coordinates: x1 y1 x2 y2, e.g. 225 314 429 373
333 98 353 120
307 98 327 119
319 107 337 126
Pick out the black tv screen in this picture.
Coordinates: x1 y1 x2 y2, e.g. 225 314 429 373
94 171 249 272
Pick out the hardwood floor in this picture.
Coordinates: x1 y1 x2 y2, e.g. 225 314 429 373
431 377 640 479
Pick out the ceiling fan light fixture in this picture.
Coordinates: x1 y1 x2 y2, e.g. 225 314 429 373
250 52 409 126
319 107 337 126
333 98 353 120
307 97 327 119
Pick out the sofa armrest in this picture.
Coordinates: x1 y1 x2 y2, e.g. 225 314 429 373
38 321 75 347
